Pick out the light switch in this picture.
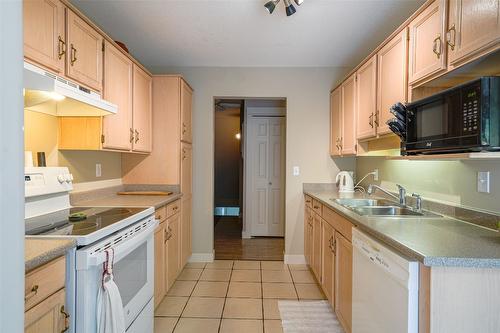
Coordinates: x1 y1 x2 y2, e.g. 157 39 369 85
477 171 490 193
293 166 300 176
96 163 102 178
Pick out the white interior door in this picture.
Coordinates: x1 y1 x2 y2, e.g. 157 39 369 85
248 116 285 237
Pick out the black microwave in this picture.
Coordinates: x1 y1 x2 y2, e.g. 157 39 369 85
404 77 500 155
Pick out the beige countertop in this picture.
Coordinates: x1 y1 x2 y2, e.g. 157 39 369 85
304 186 500 268
25 238 76 272
73 192 183 209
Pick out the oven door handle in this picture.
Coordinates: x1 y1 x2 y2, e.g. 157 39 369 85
76 220 158 270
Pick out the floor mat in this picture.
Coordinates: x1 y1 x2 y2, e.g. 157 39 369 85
278 300 345 333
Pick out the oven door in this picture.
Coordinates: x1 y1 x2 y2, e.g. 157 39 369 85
74 217 156 333
406 82 482 153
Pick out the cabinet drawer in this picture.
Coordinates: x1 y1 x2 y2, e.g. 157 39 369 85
312 199 322 215
322 206 352 241
25 256 65 311
305 195 313 208
155 205 167 222
166 200 181 218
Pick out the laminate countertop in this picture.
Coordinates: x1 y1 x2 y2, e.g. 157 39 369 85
73 192 183 210
304 189 500 268
25 238 76 272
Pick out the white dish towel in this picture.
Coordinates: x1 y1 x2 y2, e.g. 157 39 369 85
97 249 126 333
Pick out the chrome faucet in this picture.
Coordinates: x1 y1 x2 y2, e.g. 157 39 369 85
412 193 422 212
367 184 407 206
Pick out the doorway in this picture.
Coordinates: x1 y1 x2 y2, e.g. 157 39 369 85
213 98 286 260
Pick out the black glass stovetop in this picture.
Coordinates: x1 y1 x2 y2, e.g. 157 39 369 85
25 207 146 236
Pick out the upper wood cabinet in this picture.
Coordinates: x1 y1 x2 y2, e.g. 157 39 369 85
23 0 65 74
132 65 153 153
356 56 377 140
102 40 133 151
377 28 409 135
66 9 103 92
181 80 193 143
335 233 353 333
330 88 342 156
447 0 500 67
408 0 448 85
340 74 357 155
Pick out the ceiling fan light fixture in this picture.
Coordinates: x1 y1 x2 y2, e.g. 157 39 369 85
264 0 280 14
293 0 304 6
284 0 296 16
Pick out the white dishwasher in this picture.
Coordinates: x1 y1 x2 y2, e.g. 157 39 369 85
352 229 419 333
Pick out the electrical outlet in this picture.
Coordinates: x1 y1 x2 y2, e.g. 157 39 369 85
477 171 490 193
293 166 300 176
373 169 379 181
96 163 102 178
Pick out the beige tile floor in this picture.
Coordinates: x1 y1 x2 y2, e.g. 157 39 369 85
154 260 327 333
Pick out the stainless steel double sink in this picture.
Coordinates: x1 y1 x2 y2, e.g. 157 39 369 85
332 198 441 218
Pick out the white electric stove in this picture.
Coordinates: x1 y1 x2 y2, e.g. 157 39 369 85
25 167 157 333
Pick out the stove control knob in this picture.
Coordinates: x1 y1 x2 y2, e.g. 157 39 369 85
57 175 65 183
69 174 74 182
64 174 72 183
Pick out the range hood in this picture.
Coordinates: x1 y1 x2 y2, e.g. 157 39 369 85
23 62 117 116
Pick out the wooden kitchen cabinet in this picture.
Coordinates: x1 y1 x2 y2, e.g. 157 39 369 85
181 143 193 196
181 197 192 268
376 28 409 136
330 88 342 156
181 79 193 143
322 220 336 305
132 65 153 153
340 74 357 155
447 0 500 67
23 0 65 74
154 220 167 308
66 9 103 92
304 206 314 266
356 56 377 140
312 213 322 281
166 212 181 290
102 40 133 151
408 0 448 85
25 288 67 333
335 233 353 333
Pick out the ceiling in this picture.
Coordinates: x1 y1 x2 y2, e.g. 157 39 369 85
71 0 424 71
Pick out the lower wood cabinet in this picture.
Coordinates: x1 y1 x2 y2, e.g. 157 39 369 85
335 233 353 333
166 212 181 290
322 220 335 304
25 288 67 333
304 206 314 266
312 212 322 281
154 219 167 308
181 197 192 268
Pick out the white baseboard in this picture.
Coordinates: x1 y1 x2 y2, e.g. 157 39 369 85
241 231 251 239
189 251 214 263
284 254 306 265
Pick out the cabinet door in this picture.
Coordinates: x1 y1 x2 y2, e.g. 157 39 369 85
181 80 193 143
321 221 335 305
356 56 377 140
181 197 192 268
312 213 322 281
25 288 67 333
166 213 181 290
66 9 103 91
341 74 357 155
154 221 166 308
377 28 409 135
330 88 342 156
132 65 153 153
24 0 65 74
304 206 312 266
408 0 448 84
181 143 192 196
447 0 500 66
102 40 133 151
335 234 352 333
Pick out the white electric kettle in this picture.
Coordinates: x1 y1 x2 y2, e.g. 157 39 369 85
336 171 354 193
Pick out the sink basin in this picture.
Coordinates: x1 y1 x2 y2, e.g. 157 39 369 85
333 198 395 207
352 206 440 217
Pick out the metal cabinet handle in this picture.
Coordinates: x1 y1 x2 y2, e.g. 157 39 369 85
60 305 70 333
70 44 77 65
369 113 374 128
446 24 456 51
134 129 139 143
432 35 442 59
182 122 187 135
182 148 187 160
24 285 39 302
129 128 134 143
374 111 380 126
58 36 66 60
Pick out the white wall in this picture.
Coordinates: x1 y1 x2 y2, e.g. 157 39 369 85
0 0 24 331
159 67 355 259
